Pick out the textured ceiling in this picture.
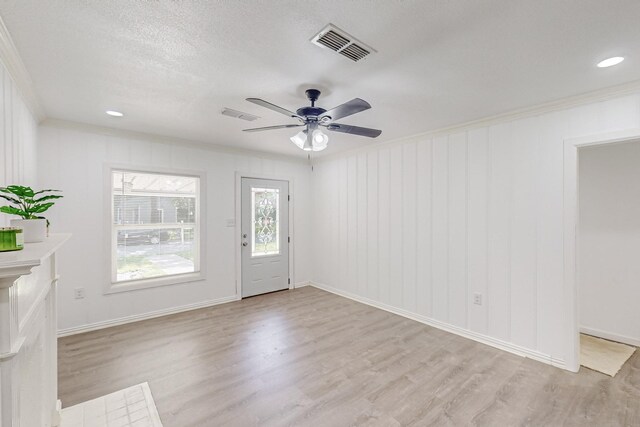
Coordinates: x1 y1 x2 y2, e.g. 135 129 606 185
1 0 640 158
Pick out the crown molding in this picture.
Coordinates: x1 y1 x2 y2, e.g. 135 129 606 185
0 15 46 121
313 79 640 164
41 118 310 164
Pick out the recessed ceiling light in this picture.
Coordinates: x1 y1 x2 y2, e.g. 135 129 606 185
597 57 624 68
106 110 124 117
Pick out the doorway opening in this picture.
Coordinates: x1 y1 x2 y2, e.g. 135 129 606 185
577 138 639 376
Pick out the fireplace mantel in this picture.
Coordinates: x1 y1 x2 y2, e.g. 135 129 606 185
0 233 70 427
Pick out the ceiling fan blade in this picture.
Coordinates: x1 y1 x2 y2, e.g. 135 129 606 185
325 123 382 138
246 98 302 119
243 124 304 132
321 98 371 122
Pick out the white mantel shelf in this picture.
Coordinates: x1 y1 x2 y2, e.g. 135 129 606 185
0 233 71 283
0 232 70 427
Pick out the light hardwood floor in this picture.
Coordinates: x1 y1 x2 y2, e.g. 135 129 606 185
59 287 640 426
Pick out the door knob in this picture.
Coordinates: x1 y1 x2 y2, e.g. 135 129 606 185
242 242 248 247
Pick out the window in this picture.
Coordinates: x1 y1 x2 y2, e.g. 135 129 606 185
110 169 202 289
251 187 280 256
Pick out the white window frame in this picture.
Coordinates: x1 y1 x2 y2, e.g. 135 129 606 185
105 164 207 294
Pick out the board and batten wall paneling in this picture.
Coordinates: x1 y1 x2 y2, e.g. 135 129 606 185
467 127 489 335
448 132 467 329
357 153 367 297
415 138 432 318
311 92 640 369
535 109 566 357
377 148 391 306
487 122 512 343
366 150 379 303
347 156 357 296
38 124 312 332
0 60 38 227
431 135 449 322
510 117 538 350
389 145 403 309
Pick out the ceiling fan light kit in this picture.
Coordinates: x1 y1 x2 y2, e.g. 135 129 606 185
244 88 381 152
311 129 329 150
289 128 328 152
290 130 307 149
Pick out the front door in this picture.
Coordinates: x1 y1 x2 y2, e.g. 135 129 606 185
241 178 289 298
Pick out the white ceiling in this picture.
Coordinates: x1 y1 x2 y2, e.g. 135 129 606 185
1 0 640 158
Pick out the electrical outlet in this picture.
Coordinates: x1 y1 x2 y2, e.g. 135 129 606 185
473 293 482 305
74 287 85 299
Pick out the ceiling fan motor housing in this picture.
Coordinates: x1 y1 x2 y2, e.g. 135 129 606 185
298 89 326 117
296 106 327 118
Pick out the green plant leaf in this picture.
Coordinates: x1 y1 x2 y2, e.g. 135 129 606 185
32 195 64 203
31 202 55 213
0 206 29 218
5 185 32 197
33 189 62 195
0 194 21 205
1 186 21 196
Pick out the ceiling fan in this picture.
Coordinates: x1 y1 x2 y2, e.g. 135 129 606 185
243 89 382 152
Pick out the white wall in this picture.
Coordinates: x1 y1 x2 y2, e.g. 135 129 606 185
0 59 38 226
30 86 640 362
38 123 312 332
579 140 640 346
311 93 640 369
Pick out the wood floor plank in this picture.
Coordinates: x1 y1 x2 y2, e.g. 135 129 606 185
59 287 640 426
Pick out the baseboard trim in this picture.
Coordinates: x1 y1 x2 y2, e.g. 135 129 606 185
310 281 568 371
580 326 640 347
52 399 62 427
57 295 240 337
294 281 311 288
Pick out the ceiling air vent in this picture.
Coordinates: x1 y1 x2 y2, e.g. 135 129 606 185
221 108 259 121
311 24 376 62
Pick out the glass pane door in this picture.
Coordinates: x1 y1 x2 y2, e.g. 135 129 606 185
251 187 280 256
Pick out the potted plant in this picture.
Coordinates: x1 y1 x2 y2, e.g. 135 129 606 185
0 185 63 243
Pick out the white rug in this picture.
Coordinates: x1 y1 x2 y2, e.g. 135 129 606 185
580 334 636 377
60 382 163 427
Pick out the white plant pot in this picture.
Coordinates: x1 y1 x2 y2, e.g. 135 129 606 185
10 218 47 243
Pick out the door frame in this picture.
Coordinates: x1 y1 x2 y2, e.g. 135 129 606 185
563 127 640 372
234 172 295 299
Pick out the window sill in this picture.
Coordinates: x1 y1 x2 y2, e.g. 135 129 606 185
105 271 205 294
